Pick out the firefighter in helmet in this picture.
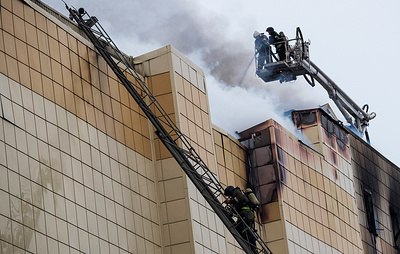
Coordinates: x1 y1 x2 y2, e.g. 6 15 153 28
266 26 286 61
224 186 259 249
253 30 271 71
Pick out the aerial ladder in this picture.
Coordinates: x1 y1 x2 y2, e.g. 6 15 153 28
67 6 272 254
255 28 376 142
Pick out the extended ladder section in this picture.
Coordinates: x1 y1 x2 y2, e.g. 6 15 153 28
67 6 272 254
256 28 376 140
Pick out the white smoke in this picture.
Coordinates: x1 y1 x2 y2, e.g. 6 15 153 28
44 0 325 135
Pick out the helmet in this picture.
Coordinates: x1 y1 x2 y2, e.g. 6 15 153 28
224 186 235 196
266 27 274 33
253 30 260 38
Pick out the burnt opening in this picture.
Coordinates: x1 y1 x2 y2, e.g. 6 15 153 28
363 188 378 236
390 209 400 250
293 111 317 127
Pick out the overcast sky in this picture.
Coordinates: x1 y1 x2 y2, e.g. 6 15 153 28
44 0 400 166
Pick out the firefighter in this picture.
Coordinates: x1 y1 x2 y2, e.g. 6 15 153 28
266 27 286 61
224 186 258 250
253 30 271 71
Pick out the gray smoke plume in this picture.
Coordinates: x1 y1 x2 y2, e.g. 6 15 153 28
108 0 255 87
45 0 328 129
46 0 255 87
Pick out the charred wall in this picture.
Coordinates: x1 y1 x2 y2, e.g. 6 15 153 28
350 134 400 254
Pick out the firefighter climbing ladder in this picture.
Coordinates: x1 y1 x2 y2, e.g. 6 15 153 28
67 6 272 254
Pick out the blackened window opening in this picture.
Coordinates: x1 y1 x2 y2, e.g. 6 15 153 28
363 189 378 236
390 209 400 250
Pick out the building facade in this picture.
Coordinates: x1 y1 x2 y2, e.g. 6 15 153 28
0 0 399 254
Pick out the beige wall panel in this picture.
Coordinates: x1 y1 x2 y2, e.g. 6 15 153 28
2 7 14 35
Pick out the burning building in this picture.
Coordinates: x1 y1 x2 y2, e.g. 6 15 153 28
0 0 399 253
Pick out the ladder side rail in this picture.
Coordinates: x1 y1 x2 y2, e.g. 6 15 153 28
68 7 272 254
71 8 224 194
158 132 269 254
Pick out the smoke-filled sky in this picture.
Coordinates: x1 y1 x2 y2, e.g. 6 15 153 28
44 0 400 166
